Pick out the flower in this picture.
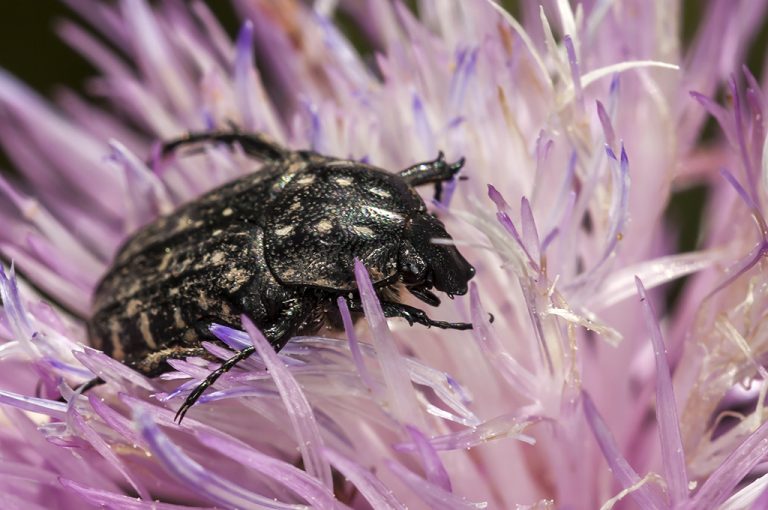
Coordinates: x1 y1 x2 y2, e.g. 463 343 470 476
1 0 767 508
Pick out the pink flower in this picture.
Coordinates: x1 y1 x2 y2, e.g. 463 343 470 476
0 1 767 508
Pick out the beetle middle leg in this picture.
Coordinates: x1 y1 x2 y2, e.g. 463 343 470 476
174 344 256 423
344 298 473 330
174 296 312 423
398 151 466 202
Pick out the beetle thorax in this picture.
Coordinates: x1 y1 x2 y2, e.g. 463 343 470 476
264 162 424 290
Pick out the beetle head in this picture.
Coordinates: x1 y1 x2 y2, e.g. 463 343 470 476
399 213 475 302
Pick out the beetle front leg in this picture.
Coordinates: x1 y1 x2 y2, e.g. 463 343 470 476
159 130 288 163
344 298 473 330
398 152 466 202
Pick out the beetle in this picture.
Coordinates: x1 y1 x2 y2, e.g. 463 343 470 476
87 130 476 421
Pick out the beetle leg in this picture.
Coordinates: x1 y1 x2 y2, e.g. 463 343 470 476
174 298 309 423
174 344 256 423
77 377 106 393
344 298 473 330
159 130 288 162
398 152 466 201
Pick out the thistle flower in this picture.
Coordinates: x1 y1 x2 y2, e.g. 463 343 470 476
1 1 767 508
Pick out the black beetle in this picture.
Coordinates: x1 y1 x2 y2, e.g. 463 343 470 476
87 130 476 421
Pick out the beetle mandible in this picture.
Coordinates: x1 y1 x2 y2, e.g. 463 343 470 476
87 130 476 421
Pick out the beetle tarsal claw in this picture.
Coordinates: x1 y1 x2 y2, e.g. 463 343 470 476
449 156 466 174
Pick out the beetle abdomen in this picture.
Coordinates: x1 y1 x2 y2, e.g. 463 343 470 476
90 226 268 368
88 167 288 373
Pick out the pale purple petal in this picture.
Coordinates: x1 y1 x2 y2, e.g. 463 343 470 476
61 479 212 509
596 100 616 149
88 393 140 444
0 389 67 419
582 391 667 510
386 459 486 509
234 21 258 131
397 414 537 452
449 47 479 111
602 144 630 265
195 430 337 509
323 447 406 510
135 409 308 510
412 94 436 155
242 315 334 490
353 259 424 427
520 196 540 265
728 76 758 193
336 296 380 394
72 348 153 390
469 283 538 401
0 70 122 218
68 407 150 500
120 0 196 118
750 477 768 509
486 184 510 212
0 264 35 343
564 35 583 109
716 471 768 510
107 140 173 230
720 167 762 218
489 198 539 273
690 90 737 146
635 277 688 504
209 322 252 350
685 418 768 508
405 425 452 491
0 174 107 269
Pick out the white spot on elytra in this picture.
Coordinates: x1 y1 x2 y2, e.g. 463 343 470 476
222 207 234 217
126 299 142 315
334 176 353 187
173 308 185 328
158 250 173 271
368 187 391 198
364 205 403 221
316 219 333 233
352 225 374 236
296 174 316 186
275 225 294 236
139 312 157 349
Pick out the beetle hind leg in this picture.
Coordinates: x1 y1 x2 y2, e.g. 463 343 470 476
174 345 256 423
158 130 288 163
